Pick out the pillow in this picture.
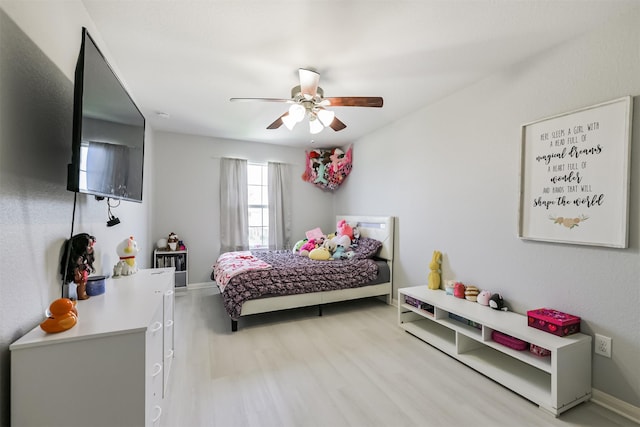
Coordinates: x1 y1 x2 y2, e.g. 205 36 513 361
351 237 382 259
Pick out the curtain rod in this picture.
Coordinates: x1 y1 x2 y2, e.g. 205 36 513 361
210 156 295 165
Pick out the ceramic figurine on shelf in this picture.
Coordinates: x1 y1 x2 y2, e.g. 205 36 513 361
113 236 139 276
40 298 78 333
60 233 96 300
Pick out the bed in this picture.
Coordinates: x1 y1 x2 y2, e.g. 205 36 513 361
212 215 394 331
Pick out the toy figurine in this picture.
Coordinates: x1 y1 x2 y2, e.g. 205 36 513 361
113 236 139 276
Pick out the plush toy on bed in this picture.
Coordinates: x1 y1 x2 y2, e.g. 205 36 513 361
352 226 360 243
298 239 317 257
331 245 347 260
292 239 307 254
309 246 331 260
323 239 337 253
336 219 354 240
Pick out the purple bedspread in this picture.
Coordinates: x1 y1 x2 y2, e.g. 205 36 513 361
212 250 380 320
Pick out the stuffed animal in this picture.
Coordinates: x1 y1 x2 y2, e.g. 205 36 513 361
489 293 508 311
464 285 479 302
292 239 307 254
113 236 139 276
336 219 354 240
454 282 466 299
352 227 360 242
444 279 456 296
331 245 347 260
477 290 491 306
167 232 179 251
427 250 442 290
309 246 331 261
331 234 351 248
299 239 317 257
323 239 337 253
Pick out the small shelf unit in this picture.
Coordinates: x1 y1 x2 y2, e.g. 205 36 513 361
154 249 188 289
398 286 591 416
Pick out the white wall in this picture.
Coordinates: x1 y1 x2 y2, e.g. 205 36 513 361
336 9 640 408
151 131 335 284
0 2 153 424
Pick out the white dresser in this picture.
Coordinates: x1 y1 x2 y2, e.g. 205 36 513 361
10 268 175 427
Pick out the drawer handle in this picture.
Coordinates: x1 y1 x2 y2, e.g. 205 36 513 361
152 405 162 423
152 363 163 377
165 320 174 328
150 321 163 333
165 290 174 296
165 349 174 359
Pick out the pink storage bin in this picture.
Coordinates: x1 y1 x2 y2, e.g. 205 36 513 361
492 330 529 351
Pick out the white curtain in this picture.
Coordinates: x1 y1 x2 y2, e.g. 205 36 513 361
220 158 249 252
268 162 292 250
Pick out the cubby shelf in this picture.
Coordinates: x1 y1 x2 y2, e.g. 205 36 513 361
398 286 592 416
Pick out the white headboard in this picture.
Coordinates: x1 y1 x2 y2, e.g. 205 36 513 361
336 215 395 261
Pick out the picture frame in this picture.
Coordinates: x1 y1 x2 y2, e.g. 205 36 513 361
518 96 633 248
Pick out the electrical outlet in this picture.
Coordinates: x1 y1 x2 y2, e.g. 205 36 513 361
595 334 612 358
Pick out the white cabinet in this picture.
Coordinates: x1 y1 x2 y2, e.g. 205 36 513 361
398 286 591 416
154 249 188 289
10 268 175 427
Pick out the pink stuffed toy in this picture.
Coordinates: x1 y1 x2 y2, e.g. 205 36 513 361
299 239 317 257
336 220 354 240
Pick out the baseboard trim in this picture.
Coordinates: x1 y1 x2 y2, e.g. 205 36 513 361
186 282 217 291
591 388 640 424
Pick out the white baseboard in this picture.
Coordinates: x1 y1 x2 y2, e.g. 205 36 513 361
186 282 217 292
591 388 640 424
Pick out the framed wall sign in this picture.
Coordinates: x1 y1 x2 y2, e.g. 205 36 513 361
519 96 633 248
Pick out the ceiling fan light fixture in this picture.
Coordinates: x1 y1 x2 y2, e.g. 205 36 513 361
281 114 297 130
288 103 306 123
309 116 324 134
317 109 335 127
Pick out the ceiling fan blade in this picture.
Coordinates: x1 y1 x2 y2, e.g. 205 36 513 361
323 97 384 108
230 97 293 103
329 116 347 131
299 68 320 98
267 112 289 129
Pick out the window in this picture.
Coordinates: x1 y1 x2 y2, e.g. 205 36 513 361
247 163 268 249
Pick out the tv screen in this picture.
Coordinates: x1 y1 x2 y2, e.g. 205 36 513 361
67 28 145 203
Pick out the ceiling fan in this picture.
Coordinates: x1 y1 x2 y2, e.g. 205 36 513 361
230 68 383 134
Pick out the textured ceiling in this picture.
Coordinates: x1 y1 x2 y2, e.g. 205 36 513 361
81 0 636 148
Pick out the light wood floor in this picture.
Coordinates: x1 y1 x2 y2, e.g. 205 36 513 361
161 287 637 427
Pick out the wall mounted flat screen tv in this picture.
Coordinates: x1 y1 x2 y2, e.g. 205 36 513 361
67 27 145 203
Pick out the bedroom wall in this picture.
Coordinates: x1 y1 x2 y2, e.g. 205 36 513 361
0 2 154 425
151 131 335 285
335 8 640 409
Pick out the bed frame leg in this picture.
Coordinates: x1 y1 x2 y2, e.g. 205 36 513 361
231 319 238 332
318 305 323 317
